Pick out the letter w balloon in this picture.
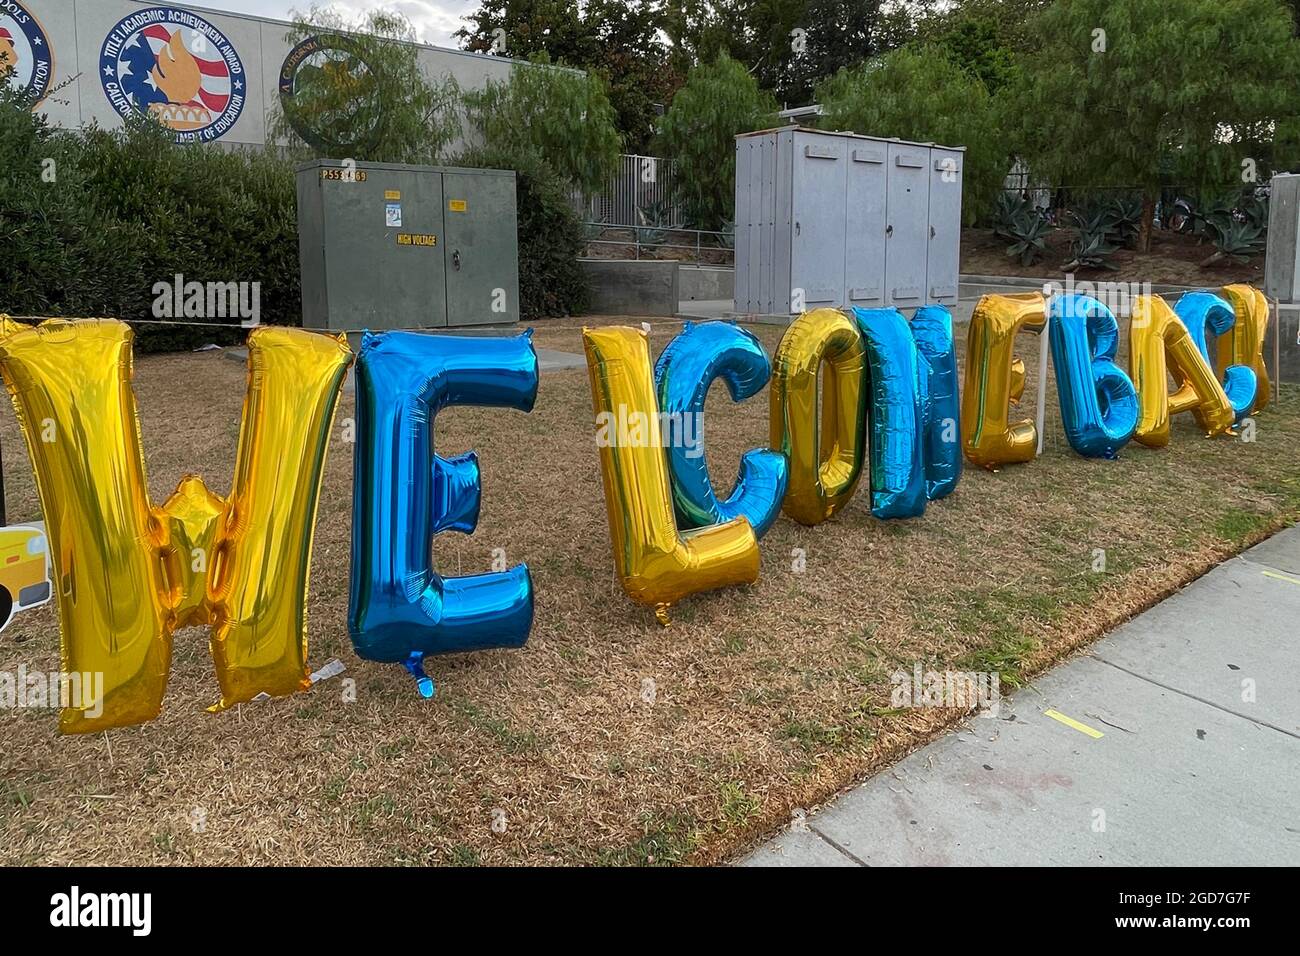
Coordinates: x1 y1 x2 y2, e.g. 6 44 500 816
0 320 350 732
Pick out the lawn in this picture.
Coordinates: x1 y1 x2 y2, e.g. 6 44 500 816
1 313 1297 865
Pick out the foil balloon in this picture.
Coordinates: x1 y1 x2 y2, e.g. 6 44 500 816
849 307 927 519
961 293 1046 469
349 330 539 689
0 319 350 732
911 306 962 500
1130 295 1235 447
769 309 867 525
1219 284 1270 415
1047 294 1138 458
652 321 788 537
1174 291 1257 424
584 326 759 625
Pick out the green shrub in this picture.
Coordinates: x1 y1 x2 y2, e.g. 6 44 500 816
817 45 1006 225
0 89 298 353
74 116 299 352
0 86 142 324
655 54 777 231
455 144 590 320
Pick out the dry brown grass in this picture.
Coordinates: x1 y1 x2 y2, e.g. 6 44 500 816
1 314 1297 866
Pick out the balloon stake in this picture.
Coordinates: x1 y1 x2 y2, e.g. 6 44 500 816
402 652 435 699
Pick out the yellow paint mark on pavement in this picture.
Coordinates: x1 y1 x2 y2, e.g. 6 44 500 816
1261 569 1300 586
1043 709 1104 739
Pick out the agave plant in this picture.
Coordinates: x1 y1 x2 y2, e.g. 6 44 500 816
1062 206 1120 271
1104 195 1143 248
993 192 1033 242
1236 191 1269 233
634 199 673 246
1063 228 1120 271
1005 212 1052 267
1201 220 1265 267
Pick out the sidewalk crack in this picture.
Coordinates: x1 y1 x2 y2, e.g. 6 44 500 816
1089 654 1300 741
810 825 870 866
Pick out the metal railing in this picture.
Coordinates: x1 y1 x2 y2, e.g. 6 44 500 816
571 154 684 227
581 223 735 264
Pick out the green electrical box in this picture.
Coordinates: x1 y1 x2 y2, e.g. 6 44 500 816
295 160 520 331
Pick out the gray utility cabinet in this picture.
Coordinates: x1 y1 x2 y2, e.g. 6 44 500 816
296 160 519 331
734 127 964 315
1265 173 1300 302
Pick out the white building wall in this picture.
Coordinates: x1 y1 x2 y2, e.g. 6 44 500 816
4 0 532 149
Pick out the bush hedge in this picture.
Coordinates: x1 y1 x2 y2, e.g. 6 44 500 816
1 92 299 352
1 91 590 350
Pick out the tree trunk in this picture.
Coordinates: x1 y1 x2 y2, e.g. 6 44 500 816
1139 195 1156 253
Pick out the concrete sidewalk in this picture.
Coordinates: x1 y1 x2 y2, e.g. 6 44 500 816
740 526 1300 866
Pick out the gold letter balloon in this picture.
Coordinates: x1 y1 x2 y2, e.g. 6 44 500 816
1129 295 1234 448
583 326 759 625
961 293 1047 469
769 308 867 524
1219 283 1270 415
0 319 351 731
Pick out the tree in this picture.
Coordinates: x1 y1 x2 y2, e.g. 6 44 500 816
655 53 778 228
584 0 681 152
462 53 621 193
874 0 941 50
269 7 460 164
661 0 745 75
886 1 1051 96
786 0 882 104
456 0 596 64
817 45 1006 223
924 14 1017 96
1004 0 1300 250
661 0 879 107
457 0 678 153
914 0 1050 48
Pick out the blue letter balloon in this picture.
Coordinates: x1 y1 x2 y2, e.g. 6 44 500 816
849 307 929 519
1047 293 1138 459
1174 291 1257 424
653 321 788 537
910 305 962 500
349 330 539 696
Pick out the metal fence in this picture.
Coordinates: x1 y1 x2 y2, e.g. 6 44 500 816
581 223 734 264
571 154 685 227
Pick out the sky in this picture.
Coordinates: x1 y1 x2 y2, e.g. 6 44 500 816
198 0 477 49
